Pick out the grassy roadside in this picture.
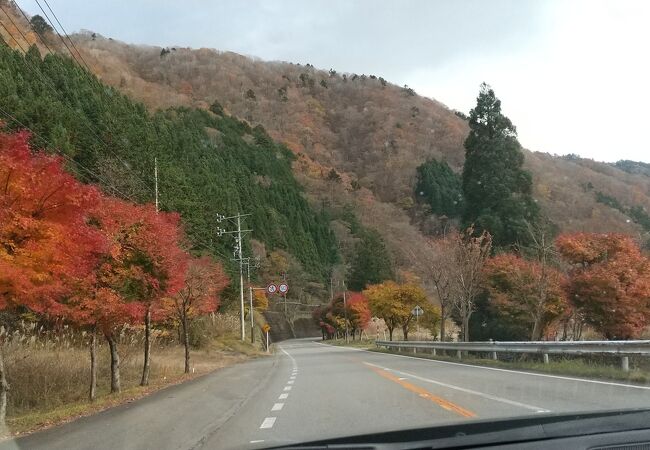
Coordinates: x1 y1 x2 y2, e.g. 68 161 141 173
5 332 266 438
324 339 650 385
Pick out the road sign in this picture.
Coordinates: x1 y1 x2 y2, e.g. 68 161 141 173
278 282 289 294
266 284 278 295
262 324 271 333
411 305 424 317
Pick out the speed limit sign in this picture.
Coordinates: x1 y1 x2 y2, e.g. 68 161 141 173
266 284 278 295
278 282 289 294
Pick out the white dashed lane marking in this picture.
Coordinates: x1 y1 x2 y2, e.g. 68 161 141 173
283 386 292 391
287 380 294 385
260 417 276 429
271 403 284 411
279 393 288 400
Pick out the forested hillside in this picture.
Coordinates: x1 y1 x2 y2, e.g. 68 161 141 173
0 42 338 285
61 33 650 261
3 0 650 282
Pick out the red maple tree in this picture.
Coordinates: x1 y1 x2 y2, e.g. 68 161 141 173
556 232 650 339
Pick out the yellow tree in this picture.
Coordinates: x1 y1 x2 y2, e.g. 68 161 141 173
364 281 427 340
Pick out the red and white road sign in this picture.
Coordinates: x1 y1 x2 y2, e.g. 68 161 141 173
278 282 289 294
266 283 278 294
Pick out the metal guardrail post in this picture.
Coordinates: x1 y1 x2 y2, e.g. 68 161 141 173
543 353 549 364
491 351 498 360
457 350 462 360
622 356 630 372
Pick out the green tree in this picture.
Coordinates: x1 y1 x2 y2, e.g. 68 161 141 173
30 15 52 35
462 83 538 248
348 229 393 291
415 159 463 217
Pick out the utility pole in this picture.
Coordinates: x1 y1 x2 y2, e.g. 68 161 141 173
154 157 159 212
245 257 260 344
216 212 252 341
236 215 244 341
343 281 349 343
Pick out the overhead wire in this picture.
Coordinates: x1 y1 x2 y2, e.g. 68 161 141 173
2 4 237 263
6 1 157 201
0 104 138 202
40 0 91 71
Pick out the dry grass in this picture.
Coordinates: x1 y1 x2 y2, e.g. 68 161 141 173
2 314 264 436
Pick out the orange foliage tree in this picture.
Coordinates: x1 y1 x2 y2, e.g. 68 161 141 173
484 253 567 340
346 292 371 339
0 131 106 412
87 196 187 389
556 232 650 339
165 256 228 373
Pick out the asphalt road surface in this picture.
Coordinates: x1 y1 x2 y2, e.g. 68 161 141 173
3 338 650 449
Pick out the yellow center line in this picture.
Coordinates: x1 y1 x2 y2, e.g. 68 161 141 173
363 362 477 418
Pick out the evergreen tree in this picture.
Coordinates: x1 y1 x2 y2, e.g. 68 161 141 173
348 229 393 291
462 83 538 248
0 44 338 280
415 159 463 217
30 15 52 35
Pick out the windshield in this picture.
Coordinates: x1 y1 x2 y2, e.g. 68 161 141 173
1 0 649 449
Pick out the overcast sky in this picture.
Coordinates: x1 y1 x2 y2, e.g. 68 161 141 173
20 0 650 162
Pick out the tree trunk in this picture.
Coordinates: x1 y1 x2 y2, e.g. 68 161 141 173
106 334 121 393
89 329 97 401
531 315 543 341
403 326 409 341
182 313 190 374
440 308 446 342
462 314 470 342
0 346 9 436
388 327 394 341
141 305 152 386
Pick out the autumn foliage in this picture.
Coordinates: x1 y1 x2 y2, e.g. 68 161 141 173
313 291 371 340
364 281 429 340
484 253 567 340
0 130 228 401
556 232 650 339
0 131 103 317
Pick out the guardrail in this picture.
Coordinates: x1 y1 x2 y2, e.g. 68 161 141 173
375 339 650 371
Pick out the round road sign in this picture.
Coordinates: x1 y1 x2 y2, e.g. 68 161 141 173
266 284 278 295
278 282 289 294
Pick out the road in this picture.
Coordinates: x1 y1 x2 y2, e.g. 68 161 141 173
3 338 650 449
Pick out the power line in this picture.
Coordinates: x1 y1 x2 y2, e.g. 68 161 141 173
32 0 85 71
2 6 237 265
4 3 156 201
40 0 91 71
0 5 30 53
12 0 55 56
0 104 138 202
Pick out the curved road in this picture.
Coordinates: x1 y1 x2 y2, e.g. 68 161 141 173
3 338 650 449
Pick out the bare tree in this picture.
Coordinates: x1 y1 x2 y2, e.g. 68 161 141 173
451 228 492 342
523 221 560 341
409 235 458 341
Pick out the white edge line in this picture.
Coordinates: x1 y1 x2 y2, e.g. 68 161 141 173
364 361 548 413
250 440 265 443
312 340 650 391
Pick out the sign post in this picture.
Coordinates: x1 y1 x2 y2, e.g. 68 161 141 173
262 324 271 353
411 305 424 335
278 282 289 314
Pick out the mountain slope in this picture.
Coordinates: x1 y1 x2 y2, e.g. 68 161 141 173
3 3 649 281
